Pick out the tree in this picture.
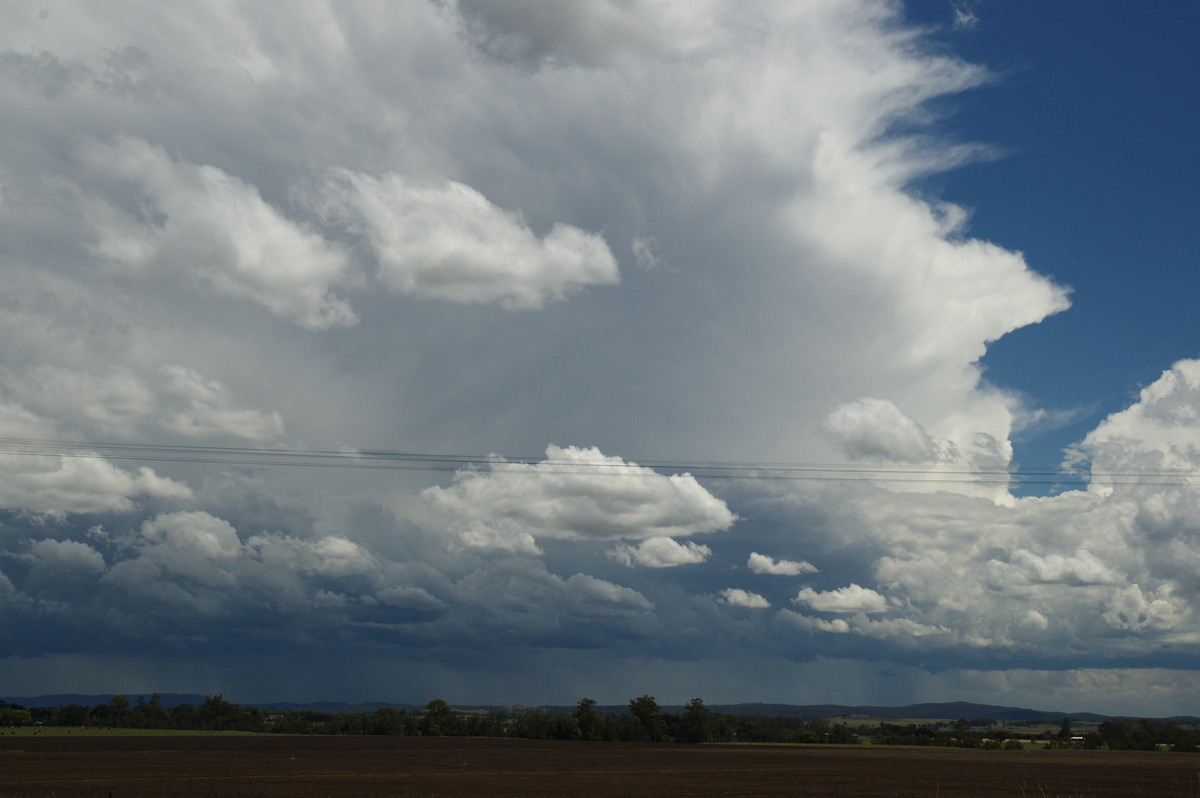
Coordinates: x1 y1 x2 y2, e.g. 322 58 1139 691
132 693 170 729
53 704 89 727
678 697 713 743
574 698 602 741
421 698 455 736
0 706 33 726
109 695 131 726
199 695 247 731
370 707 406 735
629 694 668 742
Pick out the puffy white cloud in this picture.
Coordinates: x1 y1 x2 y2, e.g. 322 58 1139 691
4 364 282 442
778 611 851 634
81 137 356 329
824 398 941 463
1072 359 1200 491
718 588 770 609
1101 584 1190 633
990 548 1125 587
0 454 191 517
778 608 948 641
27 539 106 574
793 583 889 614
137 511 241 583
747 552 818 576
319 170 618 309
609 536 711 568
248 533 377 578
0 400 193 515
423 445 736 553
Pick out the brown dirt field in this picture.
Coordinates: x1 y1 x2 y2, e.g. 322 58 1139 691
2 736 1198 797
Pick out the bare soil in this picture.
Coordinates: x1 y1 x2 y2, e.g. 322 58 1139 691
2 735 1198 797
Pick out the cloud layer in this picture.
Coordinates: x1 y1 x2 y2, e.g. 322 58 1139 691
0 0 1194 716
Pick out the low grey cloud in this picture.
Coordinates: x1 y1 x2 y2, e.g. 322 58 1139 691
26 539 106 574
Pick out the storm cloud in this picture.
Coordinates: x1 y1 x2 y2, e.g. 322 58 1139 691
0 0 1195 716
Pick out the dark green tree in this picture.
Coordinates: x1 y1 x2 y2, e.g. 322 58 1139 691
574 697 602 741
53 703 89 727
369 707 406 735
629 694 669 742
109 695 131 726
0 705 33 726
421 698 455 736
678 697 713 743
132 693 170 729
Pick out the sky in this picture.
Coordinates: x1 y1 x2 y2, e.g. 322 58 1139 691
1 0 1198 717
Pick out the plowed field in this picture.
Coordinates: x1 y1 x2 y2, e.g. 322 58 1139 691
2 735 1198 797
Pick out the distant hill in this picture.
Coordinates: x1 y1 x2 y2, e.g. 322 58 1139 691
2 693 208 709
4 694 1197 725
524 701 1195 725
537 701 1108 723
700 702 1113 723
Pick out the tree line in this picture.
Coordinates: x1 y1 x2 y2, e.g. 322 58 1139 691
2 695 1196 751
868 716 1200 753
0 694 854 742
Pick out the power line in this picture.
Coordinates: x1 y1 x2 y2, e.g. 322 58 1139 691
0 436 1195 487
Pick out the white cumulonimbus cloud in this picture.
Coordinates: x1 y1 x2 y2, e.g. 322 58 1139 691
422 445 736 554
320 169 619 309
747 552 818 576
1 0 1197 714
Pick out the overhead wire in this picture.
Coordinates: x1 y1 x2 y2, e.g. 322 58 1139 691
0 436 1196 487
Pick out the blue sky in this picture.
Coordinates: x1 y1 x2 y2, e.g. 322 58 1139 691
908 0 1200 488
2 0 1200 718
